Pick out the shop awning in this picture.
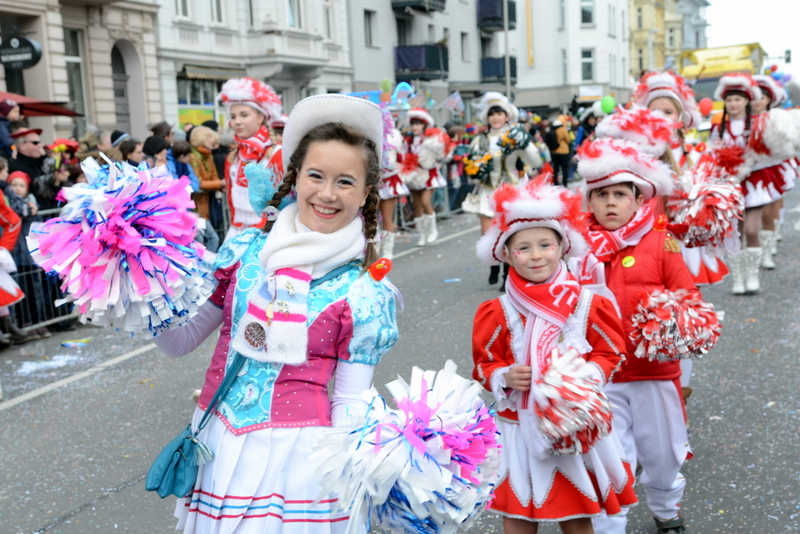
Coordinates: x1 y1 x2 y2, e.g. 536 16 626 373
184 65 248 80
0 91 81 117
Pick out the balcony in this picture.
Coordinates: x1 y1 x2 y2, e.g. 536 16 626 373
477 0 517 32
395 44 449 82
481 56 517 84
392 0 446 12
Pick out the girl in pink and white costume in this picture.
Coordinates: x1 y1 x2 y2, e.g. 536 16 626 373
377 125 408 259
710 74 797 294
154 94 400 534
219 78 283 242
398 108 449 246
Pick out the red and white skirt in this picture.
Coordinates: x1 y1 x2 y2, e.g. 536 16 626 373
741 164 788 208
680 245 728 286
378 173 410 200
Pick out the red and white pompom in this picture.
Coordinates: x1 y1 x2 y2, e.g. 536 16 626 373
630 289 723 362
533 348 612 455
418 127 451 169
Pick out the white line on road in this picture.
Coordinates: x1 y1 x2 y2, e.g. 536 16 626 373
393 225 480 260
0 343 157 412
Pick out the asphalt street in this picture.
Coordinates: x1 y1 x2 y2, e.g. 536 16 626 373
1 189 799 534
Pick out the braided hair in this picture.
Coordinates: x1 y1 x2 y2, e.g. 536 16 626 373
719 91 752 141
262 122 381 271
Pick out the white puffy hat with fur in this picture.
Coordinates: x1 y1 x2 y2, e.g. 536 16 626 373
752 75 786 107
407 107 434 127
714 73 762 102
594 106 677 157
633 71 701 129
281 94 386 170
577 137 673 200
218 77 282 121
476 178 589 266
478 91 518 124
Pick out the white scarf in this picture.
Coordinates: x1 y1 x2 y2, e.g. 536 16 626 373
231 203 366 364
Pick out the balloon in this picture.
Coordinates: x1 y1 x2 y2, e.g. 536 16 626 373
784 99 794 109
600 95 616 114
772 71 783 81
698 97 714 116
764 67 772 75
771 64 779 72
783 74 792 83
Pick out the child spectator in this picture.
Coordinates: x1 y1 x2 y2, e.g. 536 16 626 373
0 100 21 159
0 158 27 216
119 138 144 167
8 171 38 217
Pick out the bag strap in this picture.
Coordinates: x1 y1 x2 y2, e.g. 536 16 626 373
193 260 361 435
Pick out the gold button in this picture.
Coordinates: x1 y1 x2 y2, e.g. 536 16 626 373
622 256 635 268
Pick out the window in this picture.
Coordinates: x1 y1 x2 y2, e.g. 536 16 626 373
581 49 594 81
211 0 224 23
559 0 566 29
481 36 491 59
177 78 222 106
323 1 333 40
608 5 615 36
443 28 449 46
695 31 700 48
580 0 594 25
396 18 409 46
428 24 435 43
637 7 642 29
610 53 615 85
562 49 568 85
461 32 469 61
287 0 302 28
668 27 675 48
637 48 644 73
622 57 626 84
621 10 626 40
175 0 189 18
63 29 86 116
364 10 375 46
248 0 255 26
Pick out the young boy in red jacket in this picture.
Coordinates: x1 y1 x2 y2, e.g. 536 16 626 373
572 138 721 534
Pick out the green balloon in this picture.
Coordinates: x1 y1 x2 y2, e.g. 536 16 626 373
601 95 616 114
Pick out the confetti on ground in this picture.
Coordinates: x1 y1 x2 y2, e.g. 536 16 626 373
61 338 92 348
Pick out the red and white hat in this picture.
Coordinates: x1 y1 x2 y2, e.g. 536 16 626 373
752 75 786 107
594 106 677 157
713 73 762 102
577 138 673 200
476 177 589 265
633 72 700 129
406 107 434 127
218 77 282 120
270 114 289 130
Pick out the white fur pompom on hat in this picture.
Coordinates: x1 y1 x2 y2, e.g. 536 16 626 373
218 77 283 121
477 91 518 124
633 71 701 129
407 107 435 128
713 73 762 103
752 75 786 107
476 176 589 266
594 106 677 157
577 138 674 200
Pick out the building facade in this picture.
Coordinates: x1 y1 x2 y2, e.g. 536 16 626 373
678 0 709 51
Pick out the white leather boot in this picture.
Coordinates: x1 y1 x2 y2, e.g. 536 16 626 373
415 217 427 247
773 219 781 251
729 253 745 295
382 232 396 260
759 230 775 269
745 247 762 293
426 214 438 244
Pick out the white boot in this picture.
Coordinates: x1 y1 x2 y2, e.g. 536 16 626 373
729 253 745 295
773 219 782 250
382 231 396 260
415 217 427 247
426 214 438 244
759 231 775 269
745 247 762 293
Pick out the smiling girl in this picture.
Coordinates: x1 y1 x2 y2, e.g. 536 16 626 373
154 94 400 534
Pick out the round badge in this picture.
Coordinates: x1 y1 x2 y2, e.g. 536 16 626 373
622 256 636 268
243 322 266 349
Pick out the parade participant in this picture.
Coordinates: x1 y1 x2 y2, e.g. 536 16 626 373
219 77 283 241
711 74 796 294
397 107 449 246
750 74 793 270
463 92 542 287
473 178 636 533
574 138 721 534
153 93 400 534
270 114 289 146
376 121 408 259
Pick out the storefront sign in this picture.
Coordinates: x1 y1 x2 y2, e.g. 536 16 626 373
0 36 42 70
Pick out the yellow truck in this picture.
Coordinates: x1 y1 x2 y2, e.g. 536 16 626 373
679 43 767 103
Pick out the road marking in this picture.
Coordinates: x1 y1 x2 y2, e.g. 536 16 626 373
393 225 481 259
0 343 157 412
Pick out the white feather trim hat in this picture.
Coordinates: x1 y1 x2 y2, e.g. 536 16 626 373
407 107 435 127
475 178 589 266
281 94 386 170
633 72 701 129
752 75 786 107
478 91 518 124
594 106 677 157
714 74 762 102
218 77 282 121
577 138 674 200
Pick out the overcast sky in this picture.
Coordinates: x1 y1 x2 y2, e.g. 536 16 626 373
705 1 798 77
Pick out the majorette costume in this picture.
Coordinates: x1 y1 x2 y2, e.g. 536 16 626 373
710 74 797 294
472 179 637 523
376 127 409 259
573 138 722 534
154 95 401 534
0 195 24 308
462 92 543 219
397 108 449 245
219 78 284 242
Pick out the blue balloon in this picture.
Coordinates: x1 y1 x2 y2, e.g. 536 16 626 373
783 99 793 109
772 71 783 80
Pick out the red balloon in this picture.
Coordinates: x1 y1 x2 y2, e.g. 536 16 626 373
771 64 779 72
698 97 714 116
